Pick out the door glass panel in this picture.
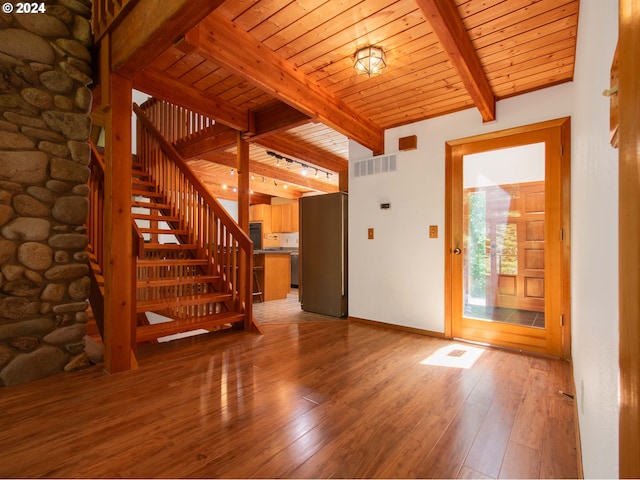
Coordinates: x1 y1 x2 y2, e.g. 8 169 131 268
462 143 546 328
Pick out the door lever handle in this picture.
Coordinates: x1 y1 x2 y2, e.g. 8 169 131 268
453 247 461 255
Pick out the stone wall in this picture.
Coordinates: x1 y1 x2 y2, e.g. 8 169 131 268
0 0 93 386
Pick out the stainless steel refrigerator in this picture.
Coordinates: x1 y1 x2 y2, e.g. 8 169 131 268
300 192 347 317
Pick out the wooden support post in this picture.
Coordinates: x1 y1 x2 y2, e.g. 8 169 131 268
236 132 254 331
236 131 250 233
101 37 136 373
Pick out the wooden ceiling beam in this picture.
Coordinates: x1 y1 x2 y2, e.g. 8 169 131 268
175 101 313 160
254 134 348 174
249 192 273 206
134 69 249 131
161 96 343 175
415 0 496 122
247 103 311 140
181 11 385 154
176 124 238 159
111 0 225 79
190 164 302 200
194 176 274 204
198 151 339 194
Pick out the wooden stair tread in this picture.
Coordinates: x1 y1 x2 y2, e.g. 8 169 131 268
136 258 208 266
132 201 171 210
132 179 156 188
132 213 180 222
138 227 188 235
136 292 232 312
136 311 244 343
132 189 164 198
136 275 219 288
142 243 198 250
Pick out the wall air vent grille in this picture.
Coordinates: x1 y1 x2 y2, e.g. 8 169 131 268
352 153 397 178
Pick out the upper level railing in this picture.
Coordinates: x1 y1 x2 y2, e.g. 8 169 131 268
134 104 253 325
91 0 136 42
139 98 217 146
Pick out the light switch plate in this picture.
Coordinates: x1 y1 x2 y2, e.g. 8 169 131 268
368 228 374 239
429 225 438 238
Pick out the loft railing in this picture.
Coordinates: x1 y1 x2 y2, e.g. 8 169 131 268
139 98 217 146
92 0 136 42
133 104 253 328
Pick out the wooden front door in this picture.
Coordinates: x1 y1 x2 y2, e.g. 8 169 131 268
446 118 571 358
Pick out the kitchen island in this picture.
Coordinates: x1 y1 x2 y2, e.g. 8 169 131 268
253 250 292 301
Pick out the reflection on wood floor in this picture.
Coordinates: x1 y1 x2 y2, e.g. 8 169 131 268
253 288 340 324
0 302 578 479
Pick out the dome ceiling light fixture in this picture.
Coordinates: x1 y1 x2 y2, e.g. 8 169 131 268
354 45 387 77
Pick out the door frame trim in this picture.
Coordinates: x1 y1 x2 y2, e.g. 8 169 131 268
444 117 571 359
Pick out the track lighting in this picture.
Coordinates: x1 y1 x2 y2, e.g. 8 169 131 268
265 151 333 180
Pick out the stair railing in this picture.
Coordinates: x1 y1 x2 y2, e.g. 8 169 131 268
139 97 217 145
88 141 144 341
88 141 106 271
133 104 253 328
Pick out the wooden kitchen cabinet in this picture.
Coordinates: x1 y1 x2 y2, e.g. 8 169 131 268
282 202 299 232
271 204 283 233
271 202 299 233
249 204 272 233
254 253 291 301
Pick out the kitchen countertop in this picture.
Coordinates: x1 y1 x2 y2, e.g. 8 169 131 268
254 248 298 254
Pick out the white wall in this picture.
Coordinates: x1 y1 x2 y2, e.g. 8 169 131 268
349 1 619 476
349 83 573 332
570 0 619 477
131 90 149 153
217 199 238 222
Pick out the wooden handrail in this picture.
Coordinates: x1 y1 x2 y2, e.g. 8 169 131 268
134 103 253 327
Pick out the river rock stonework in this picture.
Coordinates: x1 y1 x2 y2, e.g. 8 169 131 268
0 0 93 386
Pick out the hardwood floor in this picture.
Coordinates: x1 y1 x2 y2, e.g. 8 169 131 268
0 303 578 478
253 288 339 324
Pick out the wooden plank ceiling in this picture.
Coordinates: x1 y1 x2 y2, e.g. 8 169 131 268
129 0 579 203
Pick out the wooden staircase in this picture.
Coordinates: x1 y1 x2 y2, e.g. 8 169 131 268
130 160 244 342
87 104 255 351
